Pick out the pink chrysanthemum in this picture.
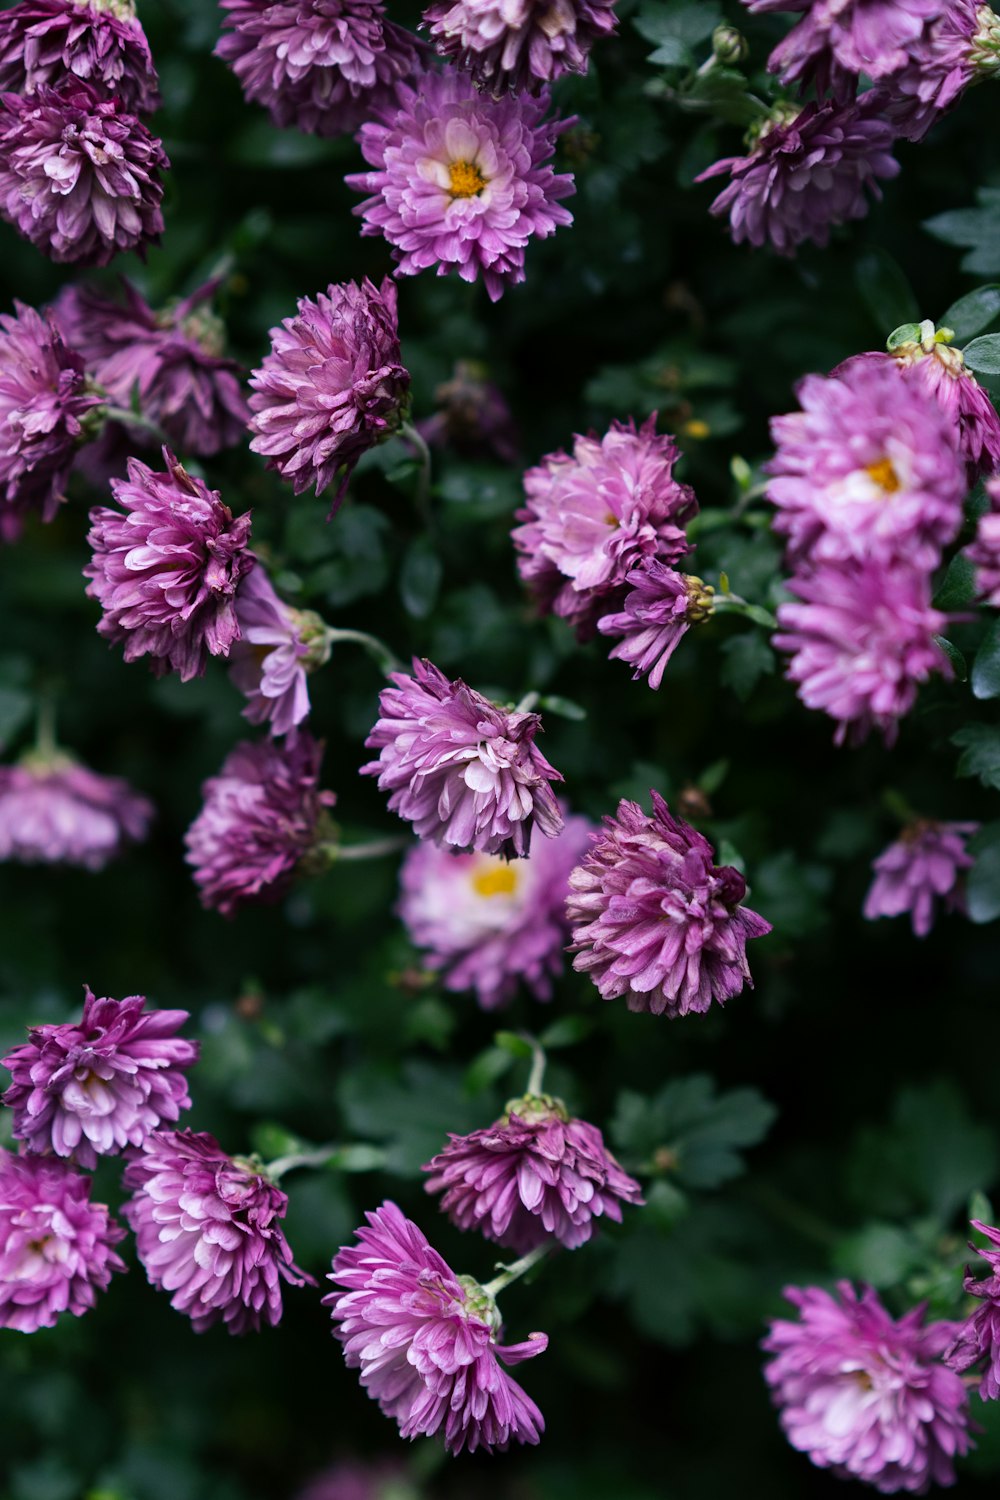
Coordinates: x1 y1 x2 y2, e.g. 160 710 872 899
566 791 771 1018
324 1200 547 1454
424 1092 643 1251
967 476 1000 605
2 986 197 1168
423 0 619 94
0 0 160 115
0 753 152 869
761 0 944 94
229 565 330 737
346 68 575 302
873 0 1000 139
863 819 978 937
0 1148 126 1332
598 561 714 688
946 1219 1000 1399
764 1281 972 1493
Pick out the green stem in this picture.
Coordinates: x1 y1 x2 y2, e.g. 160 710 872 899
514 691 540 714
399 421 433 525
525 1039 547 1098
325 627 402 678
482 1244 551 1299
266 1144 339 1183
34 693 59 760
325 835 409 863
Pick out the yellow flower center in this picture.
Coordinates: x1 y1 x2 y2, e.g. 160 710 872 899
448 160 487 199
472 865 518 898
865 457 900 493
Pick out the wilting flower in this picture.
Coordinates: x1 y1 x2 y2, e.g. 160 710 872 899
864 819 978 938
2 987 197 1167
423 0 619 94
398 809 592 1009
184 732 335 916
85 451 255 682
762 0 944 94
0 0 160 114
216 0 420 138
0 1149 126 1332
228 566 331 737
248 277 409 510
598 562 714 688
347 68 575 302
566 791 771 1018
967 476 1000 604
0 81 168 265
424 1093 642 1251
764 1281 972 1493
324 1200 547 1453
512 416 698 638
123 1129 312 1334
946 1219 1000 1399
419 359 518 463
363 657 564 859
0 754 152 870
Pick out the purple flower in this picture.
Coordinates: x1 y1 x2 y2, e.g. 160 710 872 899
424 1093 643 1252
0 0 160 115
864 819 978 937
0 1149 125 1332
229 566 330 737
398 808 593 1010
123 1129 312 1334
763 0 945 94
346 68 575 302
216 0 420 138
946 1219 1000 1399
184 732 335 917
0 81 168 265
967 476 1000 605
362 657 564 860
423 0 619 94
2 986 198 1167
84 450 255 682
598 562 715 689
419 358 518 464
248 277 410 510
512 416 698 638
872 0 998 139
764 1282 972 1493
0 755 152 869
697 98 899 256
324 1200 547 1454
566 791 771 1018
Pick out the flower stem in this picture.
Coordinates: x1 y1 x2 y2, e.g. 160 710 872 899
265 1144 340 1182
399 421 433 526
482 1244 551 1299
34 693 59 760
525 1039 547 1098
101 405 170 443
329 836 409 863
325 627 402 678
514 691 540 714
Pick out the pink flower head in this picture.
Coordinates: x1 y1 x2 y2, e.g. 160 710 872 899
764 1281 972 1493
324 1200 547 1453
229 565 331 737
566 791 771 1018
346 68 575 302
424 1092 643 1252
0 0 160 115
84 450 255 682
872 0 996 139
362 657 564 860
763 0 945 94
946 1219 1000 1399
423 0 619 94
123 1129 313 1334
598 561 715 689
2 986 198 1168
512 416 698 639
0 80 168 265
0 754 152 869
967 476 1000 605
863 819 978 937
0 1148 125 1332
398 809 593 1010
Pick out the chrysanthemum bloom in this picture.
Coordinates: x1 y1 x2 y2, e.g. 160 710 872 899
184 732 335 916
764 1282 972 1492
598 562 714 689
761 0 944 95
0 753 152 869
0 0 160 115
424 1093 643 1252
419 358 518 464
863 819 979 938
248 277 409 511
423 0 619 94
2 987 198 1167
566 791 771 1018
873 1 1000 139
967 477 1000 605
324 1200 547 1453
84 451 254 682
363 657 564 859
0 81 168 265
773 561 952 746
946 1220 1000 1399
347 68 575 303
228 565 331 737
123 1129 312 1334
697 98 899 255
398 809 592 1009
512 416 698 638
0 1149 126 1332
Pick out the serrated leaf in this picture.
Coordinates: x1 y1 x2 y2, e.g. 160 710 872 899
973 619 1000 699
610 1075 775 1189
942 285 1000 342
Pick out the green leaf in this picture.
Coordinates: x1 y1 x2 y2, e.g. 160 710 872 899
399 537 442 619
537 693 587 721
610 1075 776 1189
0 686 32 751
463 1046 515 1096
751 850 832 939
720 632 775 701
941 285 1000 342
538 1015 594 1049
973 619 1000 699
249 1123 303 1162
634 0 722 66
967 822 1000 924
934 551 977 610
833 1223 921 1288
934 634 968 682
855 250 919 333
962 334 1000 376
953 724 1000 789
925 189 1000 277
886 322 923 350
339 1060 494 1175
327 1143 387 1173
493 1030 535 1059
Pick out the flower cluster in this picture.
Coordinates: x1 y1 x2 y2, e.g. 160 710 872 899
423 0 619 94
0 752 152 869
864 819 978 937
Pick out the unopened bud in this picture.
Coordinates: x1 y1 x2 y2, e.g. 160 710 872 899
712 25 748 66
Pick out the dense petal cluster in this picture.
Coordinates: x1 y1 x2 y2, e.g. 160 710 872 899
324 1201 547 1453
863 819 978 937
566 791 771 1017
764 1281 972 1493
0 756 152 869
967 476 1000 605
423 0 619 94
229 566 330 737
363 657 564 859
123 1129 311 1334
598 562 715 688
0 0 160 114
347 69 575 302
946 1219 1000 1399
2 987 197 1167
0 1149 126 1332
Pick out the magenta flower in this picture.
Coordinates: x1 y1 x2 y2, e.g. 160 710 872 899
123 1129 312 1334
229 566 330 737
864 819 978 937
0 0 160 115
324 1200 547 1454
0 754 152 870
363 657 564 860
967 477 1000 605
424 1093 643 1252
566 791 771 1018
946 1219 1000 1399
873 0 999 139
347 68 575 302
0 81 167 265
419 359 518 464
398 809 593 1010
2 986 197 1168
184 732 335 917
512 416 698 638
598 562 715 689
764 1282 972 1493
764 0 944 94
0 1149 126 1332
423 0 619 94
